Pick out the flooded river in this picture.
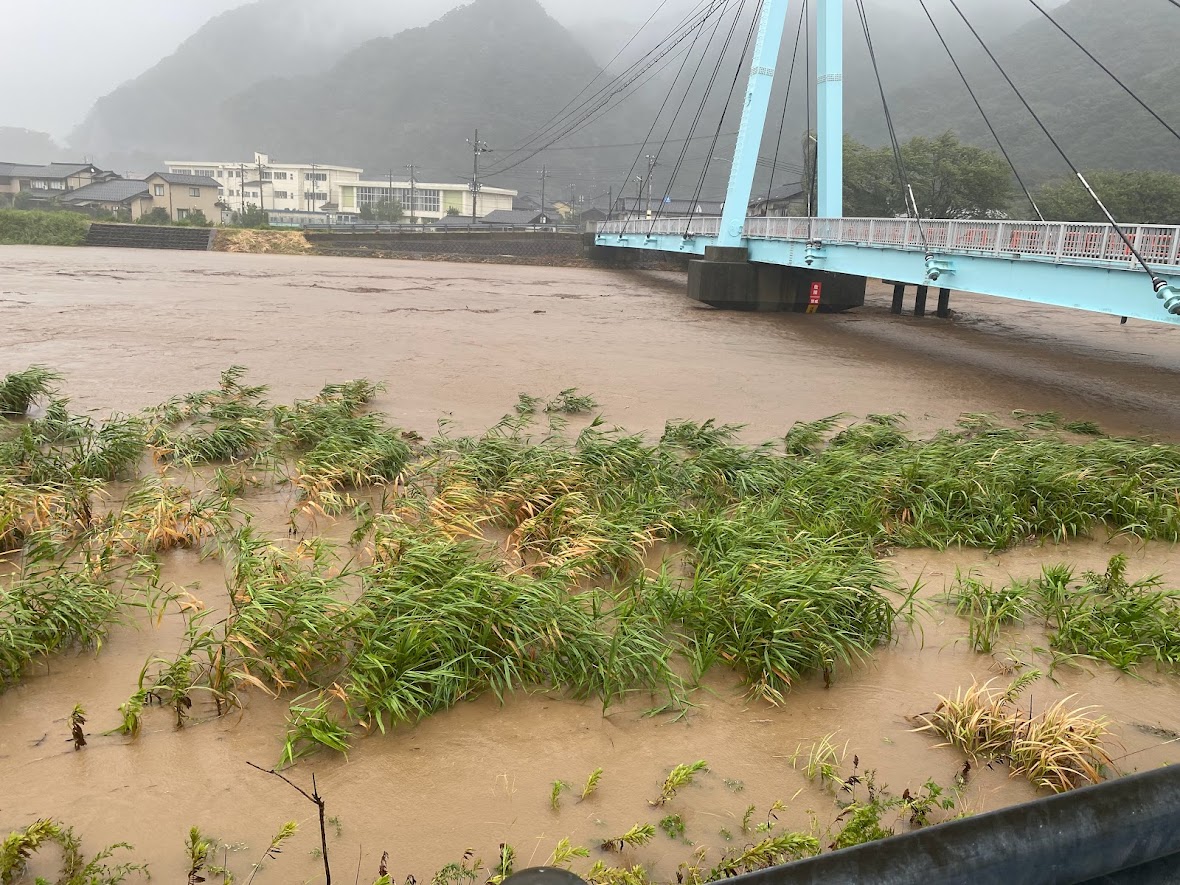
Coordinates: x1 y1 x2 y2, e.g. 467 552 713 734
3 245 1180 882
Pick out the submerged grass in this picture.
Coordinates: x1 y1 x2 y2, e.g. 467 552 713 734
5 366 1180 764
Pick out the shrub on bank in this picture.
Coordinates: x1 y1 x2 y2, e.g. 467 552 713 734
0 209 91 246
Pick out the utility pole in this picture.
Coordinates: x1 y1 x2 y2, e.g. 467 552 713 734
645 154 657 218
308 163 319 213
635 175 643 216
256 156 266 212
238 163 246 215
569 184 576 218
406 163 416 225
388 169 394 224
539 165 547 214
467 129 491 223
608 186 613 221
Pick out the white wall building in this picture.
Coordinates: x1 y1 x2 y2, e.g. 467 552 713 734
164 152 515 223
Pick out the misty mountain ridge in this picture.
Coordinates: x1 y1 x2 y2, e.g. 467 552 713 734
64 0 1174 204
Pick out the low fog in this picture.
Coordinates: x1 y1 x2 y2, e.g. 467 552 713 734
2 0 1064 139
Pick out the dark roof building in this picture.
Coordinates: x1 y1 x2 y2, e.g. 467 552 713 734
612 196 724 216
481 209 556 226
58 179 150 205
748 182 806 217
149 171 221 187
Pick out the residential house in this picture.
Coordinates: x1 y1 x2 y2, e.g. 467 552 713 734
57 179 152 219
0 162 109 205
144 172 223 222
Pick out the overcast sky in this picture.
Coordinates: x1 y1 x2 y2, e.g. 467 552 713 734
4 0 1051 139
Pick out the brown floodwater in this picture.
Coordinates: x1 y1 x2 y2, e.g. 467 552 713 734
3 245 1180 882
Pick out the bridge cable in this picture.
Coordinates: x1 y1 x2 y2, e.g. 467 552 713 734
684 0 769 238
1024 0 1180 144
491 0 675 170
917 0 1044 220
650 0 751 233
486 0 712 171
608 0 726 232
946 0 1172 295
630 0 738 229
637 0 736 231
765 0 808 208
853 0 930 250
482 0 722 177
647 0 751 236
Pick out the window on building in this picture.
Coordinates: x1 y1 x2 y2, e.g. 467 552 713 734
154 184 165 196
274 171 288 180
189 187 201 197
306 172 327 182
32 180 47 189
177 209 190 220
303 191 327 202
274 190 289 199
172 168 192 175
49 180 64 190
195 169 215 177
261 171 272 180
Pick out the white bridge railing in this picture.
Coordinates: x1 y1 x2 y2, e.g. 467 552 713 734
598 217 1180 269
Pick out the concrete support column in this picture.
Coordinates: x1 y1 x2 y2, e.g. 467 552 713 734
937 287 952 318
891 282 905 315
914 285 929 317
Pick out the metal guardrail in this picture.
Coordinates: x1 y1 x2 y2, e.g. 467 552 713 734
598 217 1180 269
297 223 580 234
597 217 722 237
722 763 1180 885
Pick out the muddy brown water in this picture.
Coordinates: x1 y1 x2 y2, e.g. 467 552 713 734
3 245 1180 881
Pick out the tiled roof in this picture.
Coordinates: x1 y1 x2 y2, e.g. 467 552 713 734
58 179 149 203
149 172 221 187
482 209 552 225
0 162 97 179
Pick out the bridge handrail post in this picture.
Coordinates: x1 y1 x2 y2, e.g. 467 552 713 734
1132 225 1145 269
904 219 914 249
867 219 876 246
1169 227 1180 267
1054 224 1067 263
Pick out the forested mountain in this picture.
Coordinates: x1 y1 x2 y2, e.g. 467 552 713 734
0 128 62 165
843 0 1180 181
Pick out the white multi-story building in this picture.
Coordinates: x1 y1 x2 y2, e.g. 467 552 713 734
164 152 515 223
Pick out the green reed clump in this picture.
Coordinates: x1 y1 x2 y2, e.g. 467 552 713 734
1044 555 1180 671
0 366 61 417
0 555 125 689
945 572 1030 654
150 367 272 465
0 819 145 885
273 380 411 510
665 514 898 700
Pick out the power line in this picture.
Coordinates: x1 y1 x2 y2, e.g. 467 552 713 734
1024 0 1180 144
638 0 741 228
917 0 1043 219
483 0 723 175
492 0 676 170
685 0 767 234
658 0 749 231
609 0 726 225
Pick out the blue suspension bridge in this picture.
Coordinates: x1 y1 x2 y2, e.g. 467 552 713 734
581 0 1180 325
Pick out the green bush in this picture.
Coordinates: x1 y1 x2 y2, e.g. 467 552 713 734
0 209 91 246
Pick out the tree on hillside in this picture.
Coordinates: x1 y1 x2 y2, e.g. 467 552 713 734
843 131 1014 219
1034 171 1180 225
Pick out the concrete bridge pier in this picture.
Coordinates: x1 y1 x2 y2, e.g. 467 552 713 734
687 246 866 312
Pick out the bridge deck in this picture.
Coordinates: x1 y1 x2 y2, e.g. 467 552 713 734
596 217 1180 324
